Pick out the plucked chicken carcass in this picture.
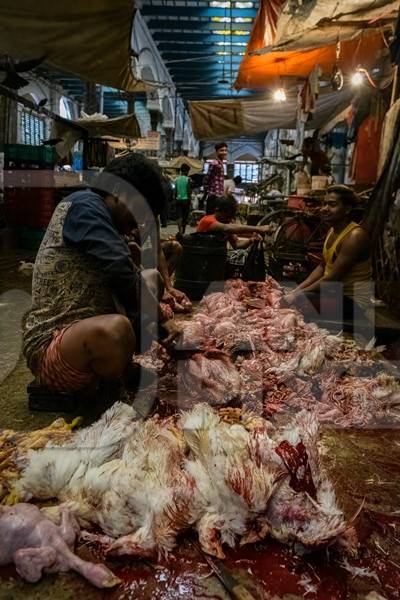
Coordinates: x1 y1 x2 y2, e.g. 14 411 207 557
133 341 171 375
225 277 282 307
179 349 242 406
318 370 400 427
0 503 119 588
200 290 243 316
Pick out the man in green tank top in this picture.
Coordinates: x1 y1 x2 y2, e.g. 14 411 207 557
174 164 191 234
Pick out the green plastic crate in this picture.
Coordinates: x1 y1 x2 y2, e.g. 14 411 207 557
3 144 56 167
18 227 46 250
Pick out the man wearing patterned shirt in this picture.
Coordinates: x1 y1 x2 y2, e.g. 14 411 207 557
203 141 228 214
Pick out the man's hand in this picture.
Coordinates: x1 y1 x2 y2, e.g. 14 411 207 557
166 287 186 303
160 318 183 347
252 233 263 242
283 290 300 305
258 225 272 234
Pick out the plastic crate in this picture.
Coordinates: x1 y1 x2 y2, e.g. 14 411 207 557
4 186 55 228
3 144 56 167
18 227 46 250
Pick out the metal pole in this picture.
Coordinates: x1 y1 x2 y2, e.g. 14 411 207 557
391 65 399 107
173 92 178 153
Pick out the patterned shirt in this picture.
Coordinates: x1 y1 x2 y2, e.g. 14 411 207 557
204 159 225 197
23 190 139 372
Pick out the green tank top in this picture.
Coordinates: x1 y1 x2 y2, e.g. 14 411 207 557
175 175 189 201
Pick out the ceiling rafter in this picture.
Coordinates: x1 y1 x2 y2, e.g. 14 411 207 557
140 0 256 100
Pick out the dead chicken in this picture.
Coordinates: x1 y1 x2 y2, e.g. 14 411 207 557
0 503 119 588
181 404 280 558
264 411 359 555
16 401 138 503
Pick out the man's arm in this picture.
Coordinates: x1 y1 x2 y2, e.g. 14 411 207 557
149 221 186 302
148 223 173 292
208 221 271 235
297 229 370 295
295 263 325 291
63 197 140 319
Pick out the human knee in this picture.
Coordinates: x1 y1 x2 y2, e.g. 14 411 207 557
92 315 135 352
172 241 183 257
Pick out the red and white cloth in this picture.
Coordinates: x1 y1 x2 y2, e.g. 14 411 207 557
39 324 96 392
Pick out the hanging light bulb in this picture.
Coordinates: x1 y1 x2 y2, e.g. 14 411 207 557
351 70 364 86
273 88 287 102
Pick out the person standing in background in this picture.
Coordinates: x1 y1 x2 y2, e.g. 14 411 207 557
174 163 191 234
203 142 228 215
224 175 245 203
301 137 330 177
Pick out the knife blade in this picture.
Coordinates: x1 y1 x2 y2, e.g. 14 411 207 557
190 540 257 600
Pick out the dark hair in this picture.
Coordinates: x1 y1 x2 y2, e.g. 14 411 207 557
180 163 190 174
95 152 166 215
319 164 331 175
302 137 320 152
216 194 237 216
233 175 242 185
327 184 358 208
215 142 228 151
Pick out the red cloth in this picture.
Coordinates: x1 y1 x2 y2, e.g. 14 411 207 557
350 116 383 184
40 324 97 391
197 214 218 232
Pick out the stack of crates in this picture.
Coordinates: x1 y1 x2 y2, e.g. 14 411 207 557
2 144 57 249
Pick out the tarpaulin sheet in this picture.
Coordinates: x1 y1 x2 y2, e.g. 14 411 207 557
168 156 204 171
235 0 394 89
236 33 385 89
273 0 399 51
51 113 141 158
189 87 354 140
249 0 287 51
0 0 146 92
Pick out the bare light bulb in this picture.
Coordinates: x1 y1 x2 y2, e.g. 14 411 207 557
351 71 364 86
274 88 287 102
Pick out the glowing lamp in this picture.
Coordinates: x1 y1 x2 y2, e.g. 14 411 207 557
274 88 287 102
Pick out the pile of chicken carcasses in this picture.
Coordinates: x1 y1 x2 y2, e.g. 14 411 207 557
159 278 400 426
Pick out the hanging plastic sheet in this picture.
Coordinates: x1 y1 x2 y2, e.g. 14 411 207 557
272 0 399 51
189 87 355 140
236 34 386 90
51 114 141 158
0 0 146 92
235 0 396 90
